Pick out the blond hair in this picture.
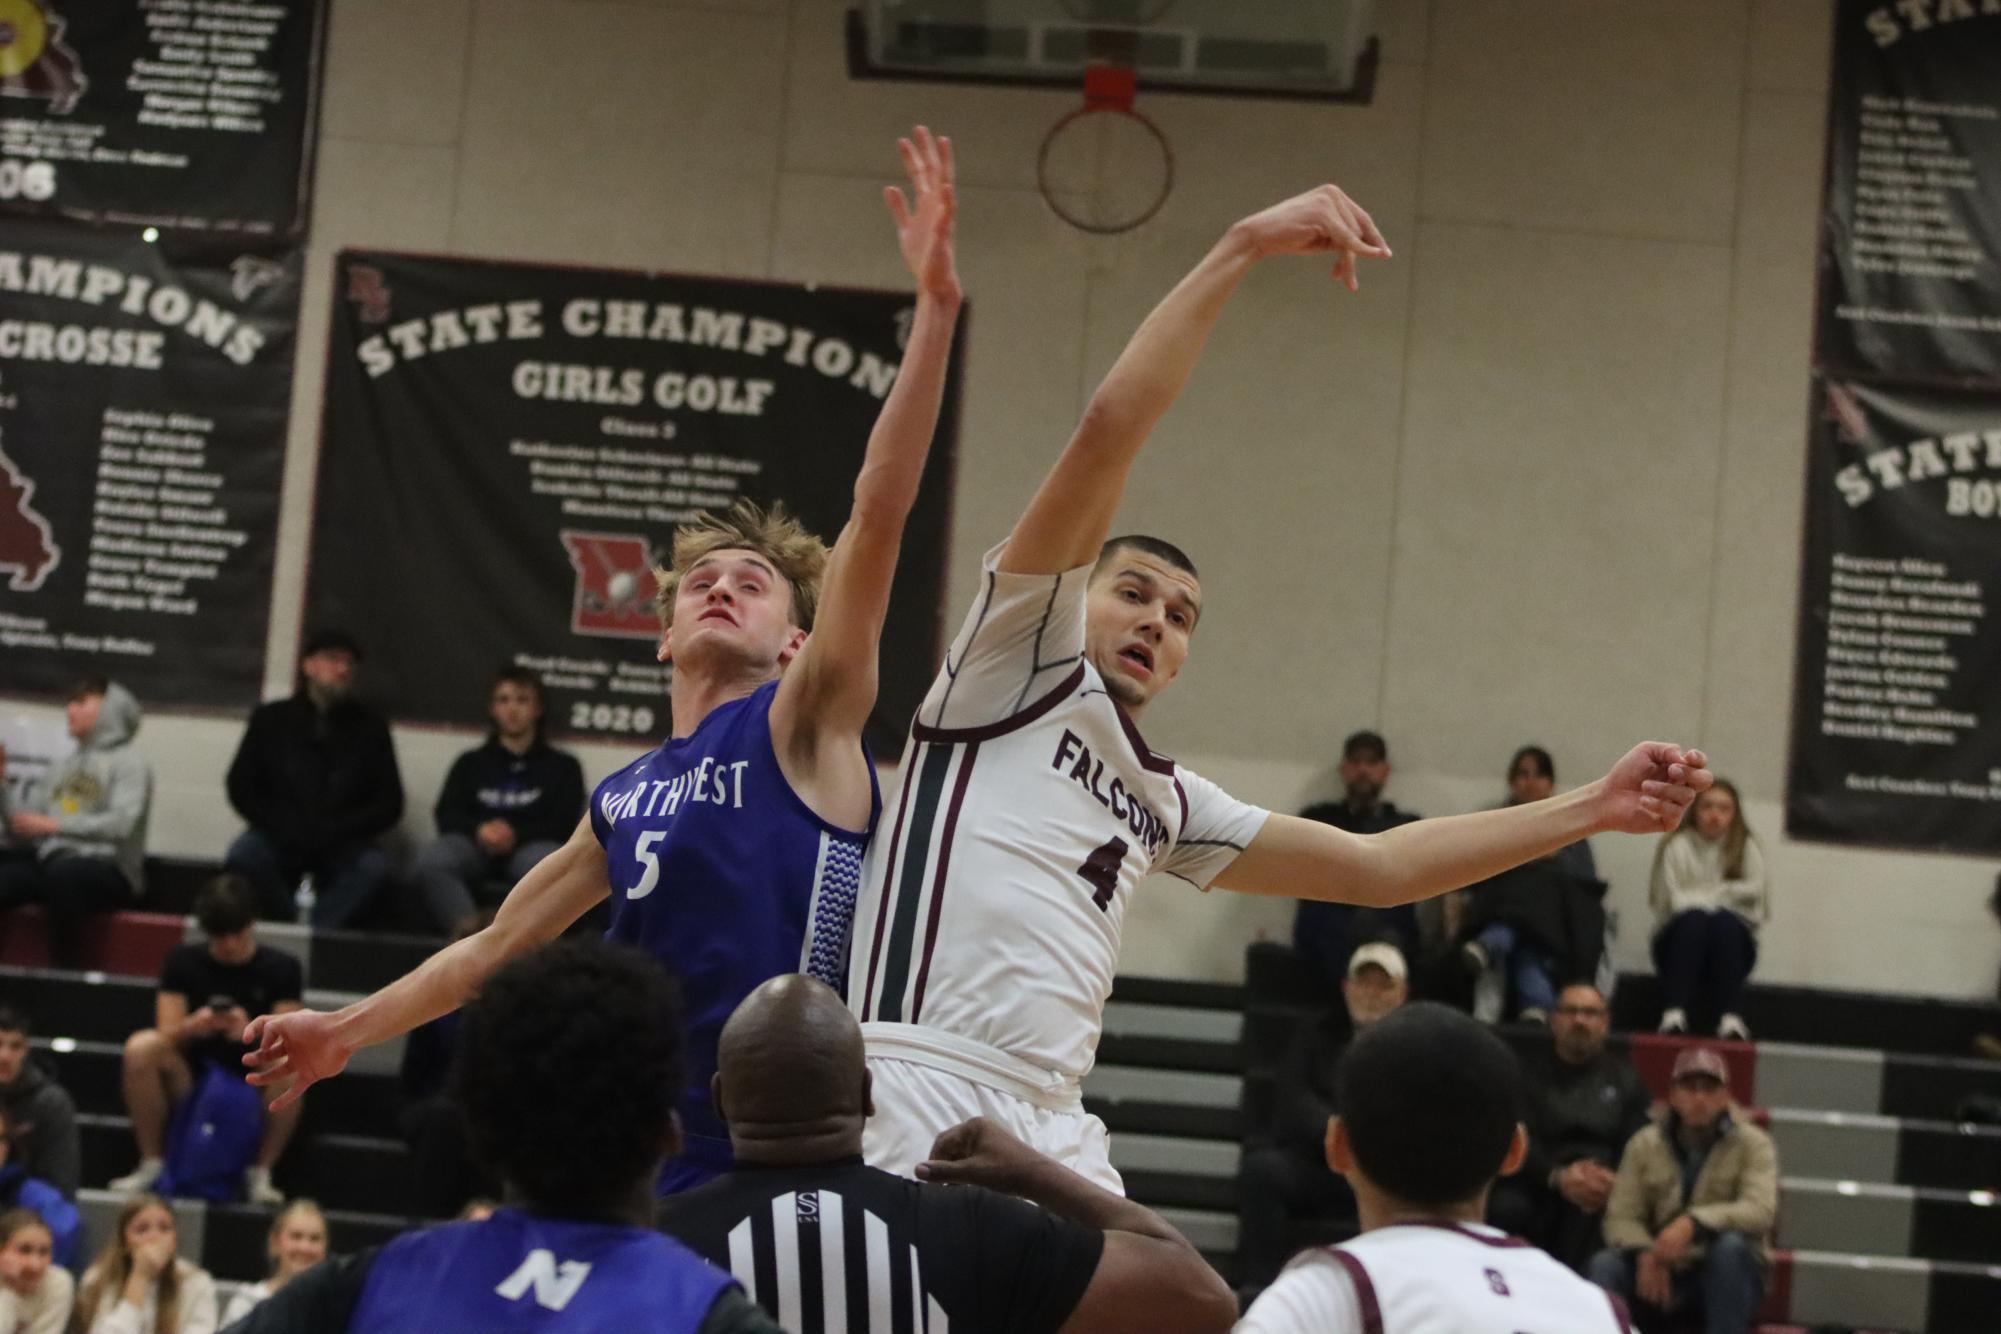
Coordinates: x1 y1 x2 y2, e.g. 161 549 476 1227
265 1198 327 1277
653 500 828 632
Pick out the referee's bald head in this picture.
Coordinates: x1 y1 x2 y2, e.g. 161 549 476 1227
714 974 873 1164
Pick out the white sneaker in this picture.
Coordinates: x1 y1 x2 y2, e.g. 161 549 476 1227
244 1166 283 1207
110 1158 164 1194
1518 1006 1549 1025
1658 1008 1689 1035
1717 1013 1752 1042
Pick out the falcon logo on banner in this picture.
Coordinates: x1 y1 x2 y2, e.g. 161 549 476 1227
0 0 86 114
561 531 660 640
0 443 58 592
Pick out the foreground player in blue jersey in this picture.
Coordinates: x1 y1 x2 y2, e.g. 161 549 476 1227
242 126 964 1191
223 942 782 1334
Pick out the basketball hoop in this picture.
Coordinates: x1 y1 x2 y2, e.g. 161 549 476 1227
1037 62 1175 235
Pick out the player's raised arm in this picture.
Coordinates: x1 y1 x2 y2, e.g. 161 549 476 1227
998 185 1388 576
1217 743 1713 908
240 814 609 1110
774 126 962 752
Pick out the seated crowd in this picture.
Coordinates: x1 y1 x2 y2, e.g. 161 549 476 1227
0 680 1931 1334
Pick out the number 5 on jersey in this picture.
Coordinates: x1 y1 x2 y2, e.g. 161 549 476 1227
630 830 666 900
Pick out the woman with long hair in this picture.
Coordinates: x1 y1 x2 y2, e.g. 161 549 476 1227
72 1195 216 1334
219 1200 327 1325
1649 778 1770 1039
0 1210 71 1334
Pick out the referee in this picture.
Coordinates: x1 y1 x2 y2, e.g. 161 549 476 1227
658 974 1236 1334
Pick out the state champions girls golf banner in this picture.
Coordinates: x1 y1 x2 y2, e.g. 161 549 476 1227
303 251 962 754
1787 377 2001 854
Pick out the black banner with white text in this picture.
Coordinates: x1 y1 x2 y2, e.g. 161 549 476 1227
0 0 325 235
304 250 961 755
0 218 301 706
1787 378 2001 854
1818 0 2001 385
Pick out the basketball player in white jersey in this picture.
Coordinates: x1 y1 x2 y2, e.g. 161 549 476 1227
1237 1002 1630 1332
847 182 1713 1188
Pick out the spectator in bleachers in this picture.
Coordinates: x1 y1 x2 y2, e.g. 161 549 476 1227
73 1194 217 1334
224 941 783 1334
218 1199 326 1326
1487 981 1650 1272
411 668 584 936
661 973 1236 1334
109 876 303 1207
1291 731 1423 989
1588 1046 1776 1334
0 1108 75 1271
1235 942 1409 1290
1457 745 1606 1023
0 678 152 968
224 630 403 928
0 1209 71 1334
0 1009 78 1200
1649 778 1769 1039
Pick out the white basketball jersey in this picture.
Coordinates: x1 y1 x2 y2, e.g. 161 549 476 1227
1237 1224 1631 1334
847 545 1269 1081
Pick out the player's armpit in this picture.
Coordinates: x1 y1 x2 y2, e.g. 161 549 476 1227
1059 1233 1237 1334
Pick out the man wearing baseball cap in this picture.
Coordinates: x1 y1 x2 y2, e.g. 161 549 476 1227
1292 731 1423 989
224 629 405 926
1588 1046 1777 1334
1236 940 1409 1292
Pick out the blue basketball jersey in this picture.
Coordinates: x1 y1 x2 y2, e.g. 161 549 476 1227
591 681 876 1185
349 1209 734 1334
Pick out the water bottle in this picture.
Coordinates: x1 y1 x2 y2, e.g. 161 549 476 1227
294 872 317 923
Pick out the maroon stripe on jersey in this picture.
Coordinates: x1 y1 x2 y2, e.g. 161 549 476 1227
1171 776 1189 831
910 663 1084 743
1608 1291 1635 1332
1109 695 1177 775
862 740 924 1019
1326 1249 1383 1334
910 742 980 1022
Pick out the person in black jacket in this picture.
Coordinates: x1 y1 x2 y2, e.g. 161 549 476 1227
412 667 584 935
1234 941 1408 1290
1290 731 1423 990
1487 981 1651 1271
224 630 404 926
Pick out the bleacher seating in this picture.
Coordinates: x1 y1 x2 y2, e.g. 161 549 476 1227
10 903 1999 1330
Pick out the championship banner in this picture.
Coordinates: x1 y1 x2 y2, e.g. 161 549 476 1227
1817 0 2001 385
0 218 302 707
304 251 962 755
0 0 326 235
1787 377 2001 854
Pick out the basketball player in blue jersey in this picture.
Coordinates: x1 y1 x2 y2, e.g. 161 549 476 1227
849 182 1716 1186
224 942 784 1334
241 126 965 1190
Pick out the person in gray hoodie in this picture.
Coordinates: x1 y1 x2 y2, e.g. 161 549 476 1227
0 677 151 968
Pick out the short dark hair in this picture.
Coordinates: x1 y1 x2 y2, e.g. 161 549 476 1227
194 874 258 936
1343 730 1387 763
1095 535 1199 581
455 941 685 1215
493 665 545 701
1336 1001 1523 1207
67 675 109 702
0 1006 30 1038
1509 745 1555 784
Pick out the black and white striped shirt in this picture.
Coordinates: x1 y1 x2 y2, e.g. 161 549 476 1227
658 1159 1103 1334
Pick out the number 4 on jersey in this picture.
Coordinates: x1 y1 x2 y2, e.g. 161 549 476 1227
1076 837 1128 912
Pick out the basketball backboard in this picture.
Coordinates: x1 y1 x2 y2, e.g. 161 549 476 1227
848 0 1379 102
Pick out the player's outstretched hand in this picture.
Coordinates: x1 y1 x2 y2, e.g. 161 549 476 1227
1595 742 1713 835
1232 184 1391 292
885 125 960 303
916 1116 1042 1194
242 1009 353 1112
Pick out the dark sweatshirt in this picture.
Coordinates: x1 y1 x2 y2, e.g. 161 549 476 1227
1518 1043 1653 1188
226 693 404 859
433 738 585 847
0 1058 80 1199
